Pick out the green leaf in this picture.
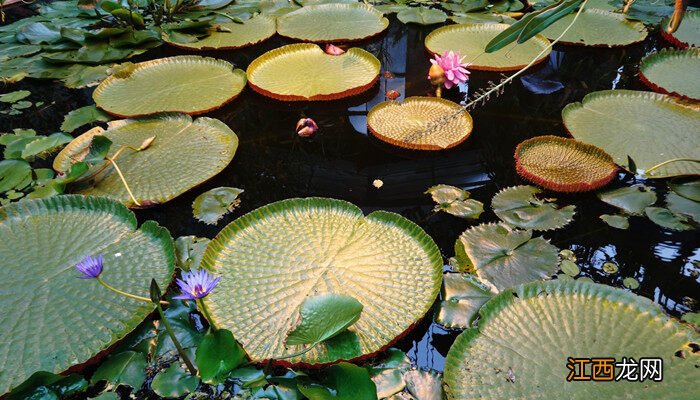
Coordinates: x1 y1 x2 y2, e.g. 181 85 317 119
622 276 640 289
155 300 205 356
491 185 575 231
91 351 147 389
397 7 448 25
436 273 493 329
517 0 583 44
665 192 700 223
192 187 244 225
599 214 630 229
174 236 211 270
151 364 199 398
559 259 580 277
669 177 700 202
0 90 31 103
21 133 72 160
16 22 62 44
484 2 556 52
425 184 483 219
287 293 364 346
597 185 657 215
298 362 377 400
644 207 694 231
196 328 246 384
61 105 112 133
0 159 32 193
7 372 87 400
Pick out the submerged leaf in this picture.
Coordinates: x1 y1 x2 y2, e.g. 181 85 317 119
286 293 363 346
192 187 244 225
492 185 575 230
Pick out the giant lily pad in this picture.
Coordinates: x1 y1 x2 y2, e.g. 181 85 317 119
661 10 700 48
457 223 559 291
541 8 648 47
425 24 551 71
163 14 276 50
200 198 443 364
515 135 617 192
247 43 380 101
367 97 473 150
491 185 576 231
93 56 246 117
639 48 700 101
277 3 389 42
54 114 238 208
563 90 700 178
444 280 699 399
0 195 174 395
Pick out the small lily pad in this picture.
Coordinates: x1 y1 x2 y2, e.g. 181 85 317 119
0 90 31 103
195 329 246 384
91 351 147 389
425 184 483 219
597 185 657 215
151 364 199 398
192 187 244 225
602 261 619 274
645 206 694 231
163 14 276 50
61 105 112 133
397 7 448 25
491 185 576 231
277 3 389 42
623 277 640 290
560 259 580 277
436 273 493 329
599 214 630 229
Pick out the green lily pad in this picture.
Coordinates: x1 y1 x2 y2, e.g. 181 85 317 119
661 10 700 48
192 187 244 225
403 369 443 400
151 364 199 398
425 24 551 71
397 7 448 25
457 223 559 291
622 276 640 289
491 185 576 231
436 273 493 329
560 259 580 277
201 198 443 364
640 48 700 101
93 56 246 117
247 43 380 101
602 261 619 274
277 3 389 42
563 90 700 178
54 115 238 208
541 8 648 47
0 159 32 193
163 14 276 50
174 236 211 270
597 185 657 215
195 329 246 384
669 177 700 201
599 214 630 229
298 362 377 400
0 195 174 395
444 280 699 399
666 192 700 222
0 90 31 103
425 184 483 219
645 206 694 231
61 105 113 133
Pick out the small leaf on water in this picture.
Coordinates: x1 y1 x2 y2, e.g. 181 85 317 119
622 277 640 290
286 293 363 346
668 177 700 202
602 262 619 274
599 214 630 230
425 184 483 219
559 249 576 262
151 364 199 398
195 328 246 384
174 236 211 271
560 260 580 277
84 135 113 165
644 207 694 231
0 90 31 103
192 187 244 225
436 273 493 329
61 105 112 133
298 362 377 400
91 351 147 389
492 185 575 231
597 185 656 215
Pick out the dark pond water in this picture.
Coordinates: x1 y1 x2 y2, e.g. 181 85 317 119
2 10 699 375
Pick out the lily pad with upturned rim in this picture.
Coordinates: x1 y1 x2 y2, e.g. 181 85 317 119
163 14 276 50
661 10 700 48
515 135 618 192
246 43 380 101
276 3 389 42
0 195 174 396
425 24 551 72
563 90 700 178
639 48 700 101
443 280 699 400
93 56 246 117
541 8 648 47
54 114 239 208
200 198 443 365
367 97 473 150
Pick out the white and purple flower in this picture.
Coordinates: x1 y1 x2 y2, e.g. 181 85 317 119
173 269 220 300
75 255 104 279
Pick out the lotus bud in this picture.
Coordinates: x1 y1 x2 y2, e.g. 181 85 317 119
325 44 345 56
138 136 156 151
296 118 318 138
385 90 400 100
428 63 445 86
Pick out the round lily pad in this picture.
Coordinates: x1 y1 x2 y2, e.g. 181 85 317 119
425 24 551 71
0 195 174 395
93 56 247 117
247 43 380 101
444 280 699 400
277 3 389 42
163 15 276 50
491 185 576 231
367 97 473 150
563 90 700 178
54 114 238 208
639 48 700 101
200 198 443 364
541 8 648 47
661 10 700 48
515 135 617 192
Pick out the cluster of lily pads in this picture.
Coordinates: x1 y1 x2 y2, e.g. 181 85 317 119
0 0 699 399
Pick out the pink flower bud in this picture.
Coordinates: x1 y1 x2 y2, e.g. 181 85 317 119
325 44 345 55
296 118 318 138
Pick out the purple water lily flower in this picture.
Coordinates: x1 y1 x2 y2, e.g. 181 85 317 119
174 269 220 300
75 255 104 279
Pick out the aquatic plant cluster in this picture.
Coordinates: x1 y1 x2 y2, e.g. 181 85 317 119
0 0 699 399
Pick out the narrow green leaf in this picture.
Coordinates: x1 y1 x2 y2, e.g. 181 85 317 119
286 293 363 346
517 0 583 44
195 328 246 384
484 1 563 52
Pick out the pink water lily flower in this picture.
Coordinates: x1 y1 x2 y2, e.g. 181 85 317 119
429 51 470 89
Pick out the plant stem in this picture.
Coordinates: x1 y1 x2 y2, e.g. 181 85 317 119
196 298 217 331
274 342 318 360
106 157 141 206
644 158 700 176
156 302 198 375
97 277 169 305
